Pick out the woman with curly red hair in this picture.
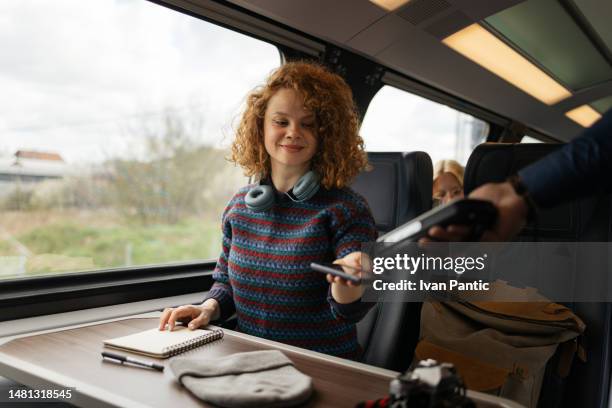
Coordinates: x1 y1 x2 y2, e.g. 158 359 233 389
159 61 377 359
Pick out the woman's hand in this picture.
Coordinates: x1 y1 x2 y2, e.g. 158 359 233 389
328 251 366 304
158 299 220 331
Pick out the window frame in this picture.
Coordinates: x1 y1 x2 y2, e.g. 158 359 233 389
0 262 216 321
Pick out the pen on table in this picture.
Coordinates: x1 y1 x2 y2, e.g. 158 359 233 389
101 351 164 372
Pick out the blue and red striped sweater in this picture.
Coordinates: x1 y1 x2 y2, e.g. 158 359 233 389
204 184 378 359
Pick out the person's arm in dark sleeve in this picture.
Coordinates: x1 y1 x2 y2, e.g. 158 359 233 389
327 194 378 323
202 204 236 321
519 108 612 208
327 286 374 323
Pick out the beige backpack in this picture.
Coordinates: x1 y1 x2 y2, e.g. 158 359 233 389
415 281 586 408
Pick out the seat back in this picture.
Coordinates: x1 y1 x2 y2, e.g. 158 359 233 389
351 151 433 371
352 152 433 234
464 143 612 408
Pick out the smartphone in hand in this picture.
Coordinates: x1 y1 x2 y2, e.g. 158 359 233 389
310 262 363 284
378 198 498 243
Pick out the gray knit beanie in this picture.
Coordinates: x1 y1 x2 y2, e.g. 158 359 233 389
170 350 313 408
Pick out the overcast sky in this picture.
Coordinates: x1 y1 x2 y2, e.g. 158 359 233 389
0 0 484 167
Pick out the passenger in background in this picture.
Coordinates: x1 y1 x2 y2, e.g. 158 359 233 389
432 159 464 206
158 61 377 359
427 108 612 242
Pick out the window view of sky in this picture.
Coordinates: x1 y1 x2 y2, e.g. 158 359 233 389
0 0 280 164
0 0 486 167
361 86 488 165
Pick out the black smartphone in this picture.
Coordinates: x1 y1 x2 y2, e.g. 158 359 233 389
377 198 498 243
310 262 363 284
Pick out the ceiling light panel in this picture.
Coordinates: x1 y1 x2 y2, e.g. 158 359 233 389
485 0 612 91
369 0 412 12
443 24 572 105
565 105 602 127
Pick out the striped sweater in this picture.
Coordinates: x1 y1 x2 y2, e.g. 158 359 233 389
204 184 378 359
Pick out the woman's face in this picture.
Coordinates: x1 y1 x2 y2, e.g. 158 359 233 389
263 88 318 175
433 172 464 205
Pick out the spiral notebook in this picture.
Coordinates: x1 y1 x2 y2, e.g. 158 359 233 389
103 326 223 359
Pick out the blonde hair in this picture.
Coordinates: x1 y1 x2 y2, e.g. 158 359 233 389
230 61 368 190
433 159 464 185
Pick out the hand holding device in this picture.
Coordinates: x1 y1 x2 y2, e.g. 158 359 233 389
310 262 363 284
379 199 498 243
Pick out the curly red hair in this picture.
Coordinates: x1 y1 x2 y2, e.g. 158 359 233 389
230 61 368 189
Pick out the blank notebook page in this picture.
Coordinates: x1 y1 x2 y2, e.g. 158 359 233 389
103 326 223 358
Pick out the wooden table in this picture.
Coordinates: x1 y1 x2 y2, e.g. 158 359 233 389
0 316 522 407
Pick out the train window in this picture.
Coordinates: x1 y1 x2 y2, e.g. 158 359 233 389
521 135 544 143
360 85 489 165
0 0 280 280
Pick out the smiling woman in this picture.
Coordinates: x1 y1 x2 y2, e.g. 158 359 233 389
230 61 368 190
159 61 378 359
264 88 319 190
0 0 280 280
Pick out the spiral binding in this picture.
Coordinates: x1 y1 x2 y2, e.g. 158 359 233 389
162 328 224 357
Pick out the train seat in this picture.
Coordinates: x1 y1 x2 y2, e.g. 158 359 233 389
464 143 612 408
351 151 433 371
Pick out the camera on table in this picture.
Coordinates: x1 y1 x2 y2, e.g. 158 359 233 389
388 359 475 408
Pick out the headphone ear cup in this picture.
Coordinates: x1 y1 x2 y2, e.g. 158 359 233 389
245 185 274 212
292 171 320 201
